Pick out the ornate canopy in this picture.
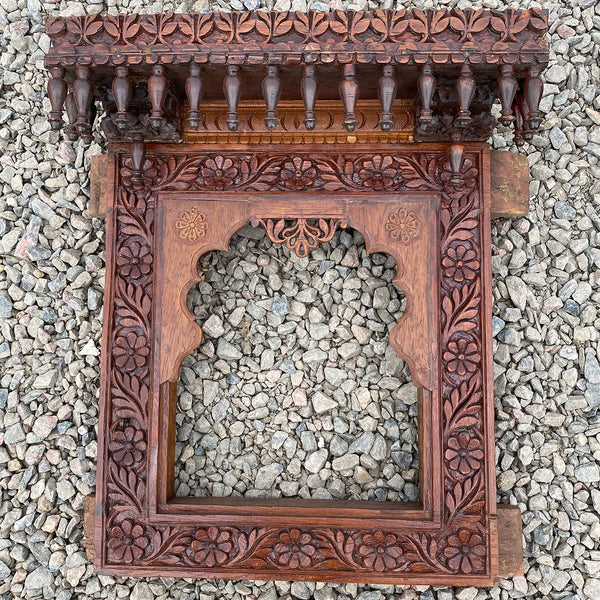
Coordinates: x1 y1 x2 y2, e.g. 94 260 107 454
45 9 549 146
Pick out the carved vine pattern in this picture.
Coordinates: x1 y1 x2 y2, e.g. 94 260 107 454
104 149 486 575
46 9 548 66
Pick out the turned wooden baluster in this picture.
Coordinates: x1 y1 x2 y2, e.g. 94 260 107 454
224 65 241 132
262 65 281 130
516 93 533 141
497 64 517 126
131 134 146 185
512 94 525 146
417 63 436 125
186 63 203 130
112 66 132 131
524 64 543 131
340 64 359 132
64 83 78 141
301 65 318 130
378 64 397 132
48 66 67 131
148 64 168 130
448 143 465 186
73 65 93 137
455 63 475 127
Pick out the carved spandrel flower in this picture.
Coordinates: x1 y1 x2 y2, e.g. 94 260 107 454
274 529 318 569
357 531 403 571
113 331 150 371
191 527 233 566
356 155 398 191
442 245 479 282
200 156 238 190
385 208 420 243
116 240 152 280
108 518 150 563
278 157 319 190
443 529 486 573
445 431 484 476
443 337 480 376
109 426 147 467
175 208 208 242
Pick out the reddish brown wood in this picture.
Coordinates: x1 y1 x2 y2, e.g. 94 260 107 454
262 65 281 130
224 65 242 132
148 64 168 130
497 65 517 126
48 66 67 130
112 66 132 130
43 8 549 587
340 64 359 131
496 506 524 578
378 65 397 132
301 65 318 130
185 63 203 130
64 83 78 141
490 150 530 218
73 65 93 139
455 64 475 128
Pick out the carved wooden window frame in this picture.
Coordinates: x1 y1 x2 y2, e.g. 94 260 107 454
94 141 504 584
43 8 550 585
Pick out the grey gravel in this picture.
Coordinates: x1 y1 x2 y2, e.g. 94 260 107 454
0 0 599 599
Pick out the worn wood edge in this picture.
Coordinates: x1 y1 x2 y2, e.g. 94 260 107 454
90 154 108 218
83 493 95 562
490 149 530 219
496 505 524 578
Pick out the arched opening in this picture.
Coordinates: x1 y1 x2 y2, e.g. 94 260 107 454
173 223 419 502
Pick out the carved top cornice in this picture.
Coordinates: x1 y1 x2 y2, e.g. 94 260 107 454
44 9 548 146
45 9 549 67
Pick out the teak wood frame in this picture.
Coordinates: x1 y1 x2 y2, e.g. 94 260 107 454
43 7 546 585
94 141 518 584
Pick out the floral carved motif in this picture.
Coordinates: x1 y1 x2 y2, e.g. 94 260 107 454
252 217 348 258
385 208 420 243
99 148 490 580
175 207 208 241
46 9 548 66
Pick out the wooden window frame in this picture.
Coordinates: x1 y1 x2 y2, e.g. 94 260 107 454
44 8 549 584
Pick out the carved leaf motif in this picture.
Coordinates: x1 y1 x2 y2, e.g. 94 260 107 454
329 10 350 39
389 9 409 40
236 12 256 42
370 10 389 40
528 7 548 33
214 12 235 44
449 9 490 42
349 11 370 42
159 13 178 41
46 19 66 36
490 9 529 43
178 14 195 42
122 14 140 43
272 11 293 37
196 14 214 41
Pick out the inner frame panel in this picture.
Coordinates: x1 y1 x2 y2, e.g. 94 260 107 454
152 191 440 527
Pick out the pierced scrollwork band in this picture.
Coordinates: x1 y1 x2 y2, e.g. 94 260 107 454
100 147 489 579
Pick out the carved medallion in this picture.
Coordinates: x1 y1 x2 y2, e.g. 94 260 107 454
175 208 208 241
385 208 420 243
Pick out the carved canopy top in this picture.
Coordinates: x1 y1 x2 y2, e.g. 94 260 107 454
44 9 548 146
45 9 549 66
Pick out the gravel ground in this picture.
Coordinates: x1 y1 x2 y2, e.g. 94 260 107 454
1 0 600 599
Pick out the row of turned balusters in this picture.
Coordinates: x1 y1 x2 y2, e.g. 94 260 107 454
47 62 543 141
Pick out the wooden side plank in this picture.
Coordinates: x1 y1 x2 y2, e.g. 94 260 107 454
497 505 524 578
83 494 95 561
90 154 108 218
490 150 530 219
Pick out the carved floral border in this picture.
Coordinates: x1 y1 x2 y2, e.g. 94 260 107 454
100 148 489 578
46 9 548 66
